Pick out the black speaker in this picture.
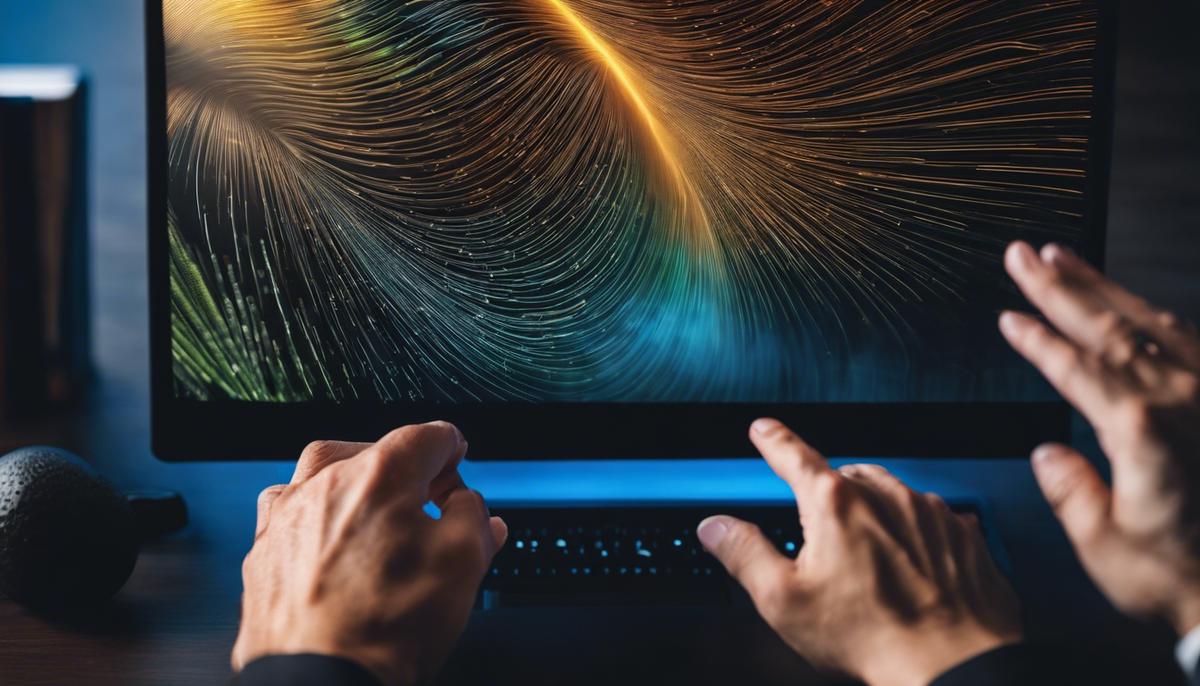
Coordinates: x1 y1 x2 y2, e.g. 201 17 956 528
0 446 186 611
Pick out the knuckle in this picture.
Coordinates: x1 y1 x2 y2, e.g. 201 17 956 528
720 521 758 559
1019 322 1044 347
453 489 489 521
1095 313 1147 364
256 485 283 506
1029 268 1062 298
379 421 462 455
1175 373 1200 404
440 526 487 567
1057 351 1098 393
405 421 459 443
1094 311 1127 339
773 439 809 467
379 424 422 449
923 492 949 513
1077 349 1104 377
898 486 924 512
426 419 462 436
1043 470 1077 507
361 446 396 475
1046 342 1084 378
240 550 258 579
300 440 337 463
470 489 489 515
445 524 477 550
955 512 981 539
1023 321 1050 347
350 450 402 493
1106 342 1137 368
816 473 850 508
1158 310 1185 331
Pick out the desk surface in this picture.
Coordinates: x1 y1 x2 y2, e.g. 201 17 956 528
0 507 1182 686
2 1 1199 684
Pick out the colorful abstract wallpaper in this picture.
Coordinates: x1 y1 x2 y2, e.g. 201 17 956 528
164 0 1100 403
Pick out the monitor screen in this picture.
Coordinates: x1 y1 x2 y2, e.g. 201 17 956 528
149 0 1113 459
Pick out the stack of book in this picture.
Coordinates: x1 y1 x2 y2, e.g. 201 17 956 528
0 66 90 422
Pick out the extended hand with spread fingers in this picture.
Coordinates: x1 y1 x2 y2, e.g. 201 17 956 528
1000 241 1200 635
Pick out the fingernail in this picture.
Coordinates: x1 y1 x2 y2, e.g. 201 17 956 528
1007 241 1038 272
697 516 730 549
998 311 1027 337
1043 243 1082 269
751 418 782 435
1032 444 1058 465
1042 243 1065 265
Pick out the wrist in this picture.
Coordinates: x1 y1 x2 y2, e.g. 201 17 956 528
857 624 1022 686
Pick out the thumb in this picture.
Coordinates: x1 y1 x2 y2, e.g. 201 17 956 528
698 515 792 602
1032 443 1112 546
489 516 509 551
255 484 286 539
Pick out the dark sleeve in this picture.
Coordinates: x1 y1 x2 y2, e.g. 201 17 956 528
232 654 382 686
928 643 1063 686
1192 658 1200 686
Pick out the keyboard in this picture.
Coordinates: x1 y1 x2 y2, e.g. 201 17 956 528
481 502 987 607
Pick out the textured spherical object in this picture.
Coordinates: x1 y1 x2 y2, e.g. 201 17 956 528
0 446 138 610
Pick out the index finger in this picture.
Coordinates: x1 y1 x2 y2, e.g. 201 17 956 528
749 418 835 516
292 440 370 484
999 310 1124 426
1004 241 1121 354
371 421 468 491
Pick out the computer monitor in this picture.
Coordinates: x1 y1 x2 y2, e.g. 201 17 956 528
146 0 1116 461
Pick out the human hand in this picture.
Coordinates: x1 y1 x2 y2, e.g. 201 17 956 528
1000 240 1200 635
698 419 1020 686
231 422 507 685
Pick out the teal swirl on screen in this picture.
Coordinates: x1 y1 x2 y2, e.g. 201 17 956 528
164 0 1098 403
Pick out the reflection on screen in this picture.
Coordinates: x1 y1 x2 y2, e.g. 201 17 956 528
164 0 1098 403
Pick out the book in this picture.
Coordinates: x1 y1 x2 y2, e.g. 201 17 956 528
0 66 90 421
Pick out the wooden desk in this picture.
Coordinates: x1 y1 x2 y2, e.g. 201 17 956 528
0 541 237 686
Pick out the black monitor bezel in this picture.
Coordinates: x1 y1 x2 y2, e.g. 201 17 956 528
145 0 1117 461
